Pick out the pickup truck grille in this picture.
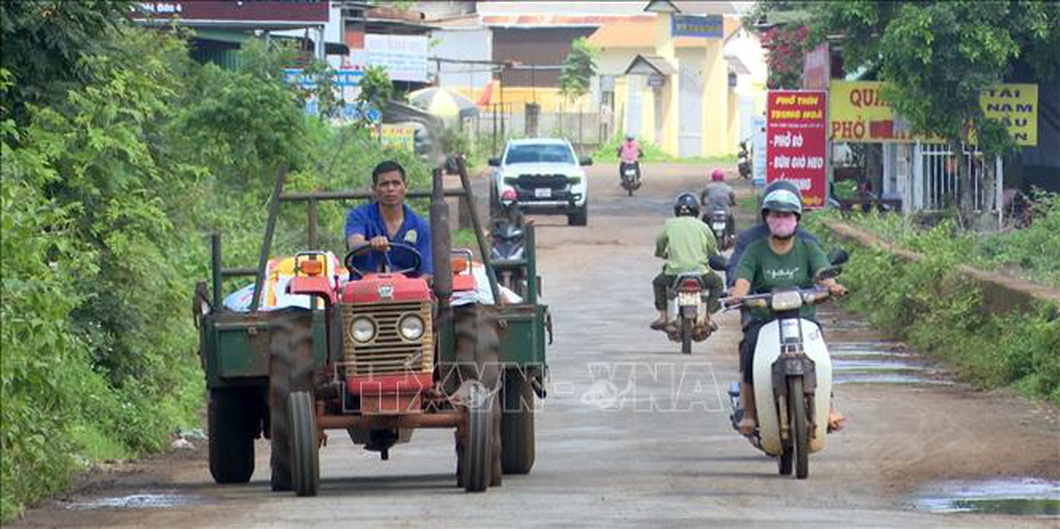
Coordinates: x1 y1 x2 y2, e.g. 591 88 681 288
342 301 433 377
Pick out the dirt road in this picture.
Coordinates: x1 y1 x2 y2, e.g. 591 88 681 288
14 163 1058 528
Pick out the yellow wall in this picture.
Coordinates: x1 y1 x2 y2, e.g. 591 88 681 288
452 83 593 114
700 40 729 157
727 88 739 153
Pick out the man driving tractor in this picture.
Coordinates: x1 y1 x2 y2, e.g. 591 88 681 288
345 160 433 280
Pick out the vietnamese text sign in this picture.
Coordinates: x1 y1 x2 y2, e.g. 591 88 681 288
672 15 723 38
829 81 1038 145
379 124 415 152
365 34 428 83
133 1 328 22
752 115 767 186
980 84 1038 146
767 91 828 209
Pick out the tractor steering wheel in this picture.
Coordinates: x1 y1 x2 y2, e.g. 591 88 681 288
344 241 423 280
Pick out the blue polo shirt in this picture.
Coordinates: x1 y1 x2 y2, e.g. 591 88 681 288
344 203 433 277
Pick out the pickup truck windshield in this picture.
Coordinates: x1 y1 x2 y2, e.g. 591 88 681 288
504 144 575 165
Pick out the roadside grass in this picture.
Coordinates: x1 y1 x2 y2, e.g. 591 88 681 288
803 208 1060 406
591 135 738 166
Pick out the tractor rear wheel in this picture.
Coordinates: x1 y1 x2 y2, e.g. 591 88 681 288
268 313 316 492
501 369 535 474
208 387 257 484
289 391 320 496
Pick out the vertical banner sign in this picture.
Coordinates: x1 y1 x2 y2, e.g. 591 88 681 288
766 90 828 208
751 115 767 186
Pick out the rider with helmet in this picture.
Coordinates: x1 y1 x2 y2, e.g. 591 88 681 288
728 186 846 435
726 179 820 288
617 133 643 185
700 168 737 239
650 193 724 330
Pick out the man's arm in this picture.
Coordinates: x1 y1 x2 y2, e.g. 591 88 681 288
345 207 388 251
654 229 668 258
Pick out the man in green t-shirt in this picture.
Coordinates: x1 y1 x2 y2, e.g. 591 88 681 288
651 193 724 330
729 187 846 435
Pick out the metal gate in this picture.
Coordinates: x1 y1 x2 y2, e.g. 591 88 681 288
678 65 703 157
913 143 1001 212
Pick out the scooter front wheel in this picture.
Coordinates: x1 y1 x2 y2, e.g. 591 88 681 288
790 377 809 479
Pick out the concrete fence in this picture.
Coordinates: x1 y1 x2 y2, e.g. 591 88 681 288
821 218 1060 315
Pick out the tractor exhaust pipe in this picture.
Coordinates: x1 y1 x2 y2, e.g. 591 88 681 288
431 167 452 311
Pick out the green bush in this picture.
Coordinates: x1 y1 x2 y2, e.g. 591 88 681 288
0 13 434 521
592 134 673 163
804 210 1060 405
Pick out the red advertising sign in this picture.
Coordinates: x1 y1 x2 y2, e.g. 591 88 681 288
766 90 828 209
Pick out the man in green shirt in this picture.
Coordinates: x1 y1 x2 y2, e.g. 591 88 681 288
651 193 724 330
729 187 846 434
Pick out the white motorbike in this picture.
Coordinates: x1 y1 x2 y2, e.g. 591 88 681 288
711 250 848 479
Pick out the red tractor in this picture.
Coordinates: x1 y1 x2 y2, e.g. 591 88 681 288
196 161 549 495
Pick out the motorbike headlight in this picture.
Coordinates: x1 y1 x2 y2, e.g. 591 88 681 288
780 319 802 342
398 314 425 341
771 291 803 311
350 317 376 344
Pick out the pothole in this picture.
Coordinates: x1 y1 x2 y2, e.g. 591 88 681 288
66 493 203 510
911 478 1060 516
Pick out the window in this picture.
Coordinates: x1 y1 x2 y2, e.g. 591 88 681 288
504 144 575 165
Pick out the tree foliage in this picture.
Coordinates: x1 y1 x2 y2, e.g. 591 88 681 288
0 5 431 521
559 37 598 102
801 0 1060 156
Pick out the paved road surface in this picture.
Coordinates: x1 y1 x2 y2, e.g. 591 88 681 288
14 163 1058 528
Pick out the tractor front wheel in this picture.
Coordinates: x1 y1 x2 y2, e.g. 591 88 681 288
289 391 320 496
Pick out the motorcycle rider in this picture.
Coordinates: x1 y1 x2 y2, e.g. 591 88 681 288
700 168 736 240
726 180 820 288
617 133 642 185
650 193 724 331
728 188 846 435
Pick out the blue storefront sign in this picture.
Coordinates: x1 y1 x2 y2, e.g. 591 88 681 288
282 68 363 88
672 15 723 38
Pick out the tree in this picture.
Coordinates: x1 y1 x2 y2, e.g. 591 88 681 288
559 38 598 146
559 37 598 102
0 0 133 126
764 0 1060 225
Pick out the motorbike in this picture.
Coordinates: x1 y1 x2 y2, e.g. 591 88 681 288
702 208 735 251
490 188 527 296
664 274 715 355
738 141 751 180
619 161 642 196
709 249 848 479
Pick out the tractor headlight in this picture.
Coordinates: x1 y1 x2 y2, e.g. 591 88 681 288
398 314 425 341
350 317 376 344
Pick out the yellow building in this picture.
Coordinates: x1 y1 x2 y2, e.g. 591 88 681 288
587 2 764 157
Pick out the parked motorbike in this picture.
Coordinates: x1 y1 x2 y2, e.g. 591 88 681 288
703 208 735 251
619 161 642 196
664 274 715 355
490 187 527 296
738 141 752 180
710 249 848 479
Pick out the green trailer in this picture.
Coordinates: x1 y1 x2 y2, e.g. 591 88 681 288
193 157 550 495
